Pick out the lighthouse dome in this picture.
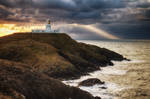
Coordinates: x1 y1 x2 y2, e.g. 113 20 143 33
47 19 51 24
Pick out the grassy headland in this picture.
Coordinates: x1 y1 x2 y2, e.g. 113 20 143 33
0 33 125 79
0 33 125 99
0 59 96 99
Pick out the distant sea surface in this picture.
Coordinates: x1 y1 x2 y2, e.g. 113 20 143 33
63 40 150 99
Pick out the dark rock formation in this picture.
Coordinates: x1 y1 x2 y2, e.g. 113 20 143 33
0 33 126 99
100 87 107 89
95 96 101 99
79 78 105 86
0 33 125 79
0 59 96 99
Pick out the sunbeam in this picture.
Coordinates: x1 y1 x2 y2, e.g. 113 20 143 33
71 24 120 39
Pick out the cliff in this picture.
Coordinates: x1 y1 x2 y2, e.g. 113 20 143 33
0 33 125 99
0 33 125 79
0 59 96 99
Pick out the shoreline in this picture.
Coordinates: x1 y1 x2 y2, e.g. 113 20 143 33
63 58 150 99
76 40 150 99
62 60 130 98
106 59 150 98
0 33 128 99
0 33 127 80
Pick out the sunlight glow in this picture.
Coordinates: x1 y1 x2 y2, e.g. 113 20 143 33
71 24 120 39
0 24 45 37
0 23 120 39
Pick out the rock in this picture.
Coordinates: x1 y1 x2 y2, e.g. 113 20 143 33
124 58 131 61
0 33 126 99
100 87 107 89
141 93 147 96
0 33 126 79
95 96 101 99
79 78 105 86
0 59 97 99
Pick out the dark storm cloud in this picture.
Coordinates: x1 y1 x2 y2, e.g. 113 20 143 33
33 0 126 10
136 2 150 8
0 0 127 23
0 0 33 8
0 7 13 18
100 22 150 39
145 9 150 17
33 0 76 11
34 0 127 21
0 0 150 39
0 0 149 22
68 10 101 20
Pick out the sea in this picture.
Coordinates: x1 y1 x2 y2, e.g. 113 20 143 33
63 40 150 99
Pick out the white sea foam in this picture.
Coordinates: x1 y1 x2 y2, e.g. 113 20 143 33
65 40 149 98
62 60 138 98
128 60 145 63
62 62 127 98
96 66 127 75
63 78 124 99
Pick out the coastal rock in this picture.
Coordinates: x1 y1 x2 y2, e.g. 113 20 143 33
78 78 105 86
0 33 125 79
0 59 96 99
95 96 101 99
100 87 107 89
0 33 126 99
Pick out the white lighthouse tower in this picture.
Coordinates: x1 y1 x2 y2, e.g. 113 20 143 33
45 19 54 32
32 19 58 33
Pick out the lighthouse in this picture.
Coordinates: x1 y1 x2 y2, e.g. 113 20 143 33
32 19 58 33
45 19 52 32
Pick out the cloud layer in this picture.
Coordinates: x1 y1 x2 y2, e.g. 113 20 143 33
0 0 150 39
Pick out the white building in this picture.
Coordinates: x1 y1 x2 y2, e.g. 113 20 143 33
32 19 58 33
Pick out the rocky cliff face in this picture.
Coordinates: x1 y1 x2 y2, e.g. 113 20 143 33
0 33 125 99
0 59 96 99
0 33 125 79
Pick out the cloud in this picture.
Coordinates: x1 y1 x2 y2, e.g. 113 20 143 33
0 5 14 20
0 0 150 39
0 0 33 8
0 0 127 23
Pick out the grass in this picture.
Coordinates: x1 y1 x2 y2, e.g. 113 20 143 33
0 33 124 79
0 59 95 99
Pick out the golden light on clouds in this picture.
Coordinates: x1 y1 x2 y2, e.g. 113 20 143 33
0 24 45 37
0 23 120 39
0 24 18 37
71 24 120 39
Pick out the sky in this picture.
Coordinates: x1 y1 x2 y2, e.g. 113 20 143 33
0 0 150 39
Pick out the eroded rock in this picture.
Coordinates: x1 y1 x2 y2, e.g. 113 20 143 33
79 78 105 86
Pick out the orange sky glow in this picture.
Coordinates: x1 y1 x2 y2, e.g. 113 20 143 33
0 24 45 37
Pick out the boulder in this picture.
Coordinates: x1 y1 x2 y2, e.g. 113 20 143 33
95 96 101 99
79 78 105 86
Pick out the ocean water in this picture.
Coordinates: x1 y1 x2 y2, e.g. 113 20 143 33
63 40 150 99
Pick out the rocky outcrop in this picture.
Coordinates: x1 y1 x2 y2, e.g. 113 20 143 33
95 96 101 99
0 33 125 79
0 33 126 99
78 78 105 86
0 59 99 99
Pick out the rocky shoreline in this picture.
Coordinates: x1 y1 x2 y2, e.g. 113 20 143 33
0 59 100 99
0 33 126 99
